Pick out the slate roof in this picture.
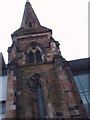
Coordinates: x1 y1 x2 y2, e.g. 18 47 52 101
69 58 90 73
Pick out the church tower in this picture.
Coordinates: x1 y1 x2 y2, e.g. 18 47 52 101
5 1 87 118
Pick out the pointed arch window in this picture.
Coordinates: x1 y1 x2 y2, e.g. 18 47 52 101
29 51 34 63
29 74 46 118
36 50 42 62
28 45 43 63
36 83 45 118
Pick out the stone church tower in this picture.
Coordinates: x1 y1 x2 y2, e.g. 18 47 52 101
5 0 87 118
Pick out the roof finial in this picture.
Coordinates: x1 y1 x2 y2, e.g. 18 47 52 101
26 0 29 3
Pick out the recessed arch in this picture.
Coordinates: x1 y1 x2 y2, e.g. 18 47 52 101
26 42 45 63
26 41 45 54
29 73 46 118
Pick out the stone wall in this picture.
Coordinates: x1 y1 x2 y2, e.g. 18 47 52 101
5 29 87 118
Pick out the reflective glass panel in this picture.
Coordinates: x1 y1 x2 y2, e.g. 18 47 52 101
74 76 83 92
85 92 90 103
80 93 87 104
78 74 88 92
74 73 90 118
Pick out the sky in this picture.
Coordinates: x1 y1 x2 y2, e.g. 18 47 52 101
0 0 88 64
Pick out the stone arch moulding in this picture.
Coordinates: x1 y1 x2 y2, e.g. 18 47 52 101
29 73 47 118
26 41 45 54
26 42 45 63
30 73 45 87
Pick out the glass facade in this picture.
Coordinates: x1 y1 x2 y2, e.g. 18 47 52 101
0 102 5 120
74 73 90 118
0 75 7 120
0 76 7 101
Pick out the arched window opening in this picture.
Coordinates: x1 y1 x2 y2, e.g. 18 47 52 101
36 83 45 118
36 50 42 62
29 21 32 28
29 51 34 63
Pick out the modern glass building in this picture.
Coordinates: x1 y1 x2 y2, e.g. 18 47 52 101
69 58 90 118
0 53 7 119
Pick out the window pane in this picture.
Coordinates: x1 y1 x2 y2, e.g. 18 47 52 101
80 93 88 104
0 76 7 101
80 93 90 117
85 92 90 103
2 76 7 100
78 74 88 92
74 76 83 92
0 104 5 119
88 75 90 92
29 51 34 63
88 74 90 79
36 50 42 62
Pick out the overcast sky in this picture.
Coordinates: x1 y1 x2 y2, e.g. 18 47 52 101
0 0 88 63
